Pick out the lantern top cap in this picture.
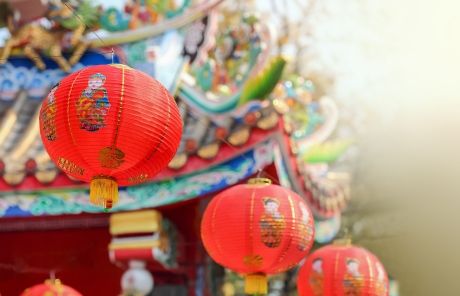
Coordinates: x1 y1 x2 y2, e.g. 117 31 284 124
247 178 272 185
333 238 352 246
108 64 134 71
45 278 62 286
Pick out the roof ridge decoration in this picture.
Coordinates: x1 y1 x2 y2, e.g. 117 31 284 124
0 0 224 70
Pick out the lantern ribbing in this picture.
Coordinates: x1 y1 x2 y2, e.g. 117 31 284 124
39 64 182 209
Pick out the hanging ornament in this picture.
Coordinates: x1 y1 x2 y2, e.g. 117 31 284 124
201 178 315 295
39 64 182 209
121 260 154 296
20 278 82 296
297 239 389 296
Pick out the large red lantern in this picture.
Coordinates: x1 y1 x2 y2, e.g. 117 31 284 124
297 240 389 296
201 178 315 295
39 64 182 209
21 279 82 296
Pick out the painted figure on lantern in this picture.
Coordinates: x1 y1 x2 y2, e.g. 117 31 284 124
297 202 312 251
41 85 59 141
343 259 364 296
375 262 388 295
259 197 285 248
76 73 110 132
309 258 324 296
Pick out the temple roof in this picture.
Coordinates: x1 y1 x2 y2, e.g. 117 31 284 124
0 0 351 219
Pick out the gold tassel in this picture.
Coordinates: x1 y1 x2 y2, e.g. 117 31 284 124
244 274 268 295
90 176 118 210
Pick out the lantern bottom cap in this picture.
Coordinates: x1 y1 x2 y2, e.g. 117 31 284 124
90 176 118 210
244 274 268 295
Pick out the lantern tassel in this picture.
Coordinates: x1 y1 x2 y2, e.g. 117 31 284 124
90 176 118 210
244 274 267 295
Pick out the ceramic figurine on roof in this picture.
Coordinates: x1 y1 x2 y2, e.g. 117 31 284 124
179 9 276 114
101 0 191 32
0 0 221 72
0 0 100 72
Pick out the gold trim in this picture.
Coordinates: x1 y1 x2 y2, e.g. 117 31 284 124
109 240 161 250
127 173 149 184
110 210 162 235
333 238 352 246
146 87 173 160
112 65 125 146
109 64 133 70
248 178 272 185
67 69 85 150
248 187 257 262
274 194 295 264
365 253 374 281
334 251 340 283
57 157 84 175
211 190 225 257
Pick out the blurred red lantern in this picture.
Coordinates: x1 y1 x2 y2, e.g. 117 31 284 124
297 240 389 296
21 279 82 296
201 178 315 295
39 64 182 209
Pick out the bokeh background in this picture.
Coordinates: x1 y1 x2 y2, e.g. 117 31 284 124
1 0 459 294
254 0 460 295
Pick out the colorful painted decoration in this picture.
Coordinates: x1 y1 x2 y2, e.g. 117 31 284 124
389 278 400 296
20 279 82 296
297 240 389 296
314 214 341 244
201 178 315 295
39 64 182 209
239 56 287 106
100 0 192 32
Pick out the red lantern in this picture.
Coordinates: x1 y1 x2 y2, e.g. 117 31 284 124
21 279 82 296
297 240 389 296
39 64 182 209
201 178 315 295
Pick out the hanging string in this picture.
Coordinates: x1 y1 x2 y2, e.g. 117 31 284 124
62 1 108 48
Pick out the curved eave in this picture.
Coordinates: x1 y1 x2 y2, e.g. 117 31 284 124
0 137 277 217
274 102 351 219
